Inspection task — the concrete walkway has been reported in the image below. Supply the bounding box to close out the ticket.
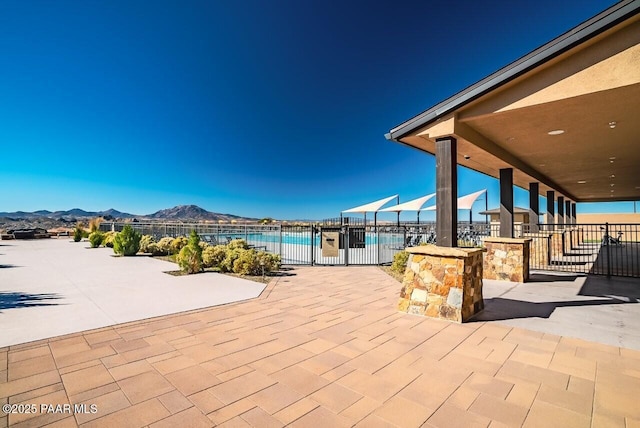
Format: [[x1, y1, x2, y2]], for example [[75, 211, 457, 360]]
[[1, 265, 639, 427], [0, 239, 265, 347]]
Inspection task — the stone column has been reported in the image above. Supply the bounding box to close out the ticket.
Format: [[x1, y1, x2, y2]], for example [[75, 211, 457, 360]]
[[399, 246, 484, 322], [483, 237, 531, 282]]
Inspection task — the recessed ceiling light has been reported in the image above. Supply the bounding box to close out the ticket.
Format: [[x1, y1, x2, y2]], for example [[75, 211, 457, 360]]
[[609, 174, 615, 178], [609, 121, 617, 128], [611, 189, 615, 192], [548, 130, 564, 135], [609, 157, 616, 160], [539, 164, 546, 167], [577, 180, 587, 184], [610, 184, 615, 187]]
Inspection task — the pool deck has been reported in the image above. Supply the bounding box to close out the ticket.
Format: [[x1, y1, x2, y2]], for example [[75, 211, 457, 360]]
[[1, 242, 640, 427]]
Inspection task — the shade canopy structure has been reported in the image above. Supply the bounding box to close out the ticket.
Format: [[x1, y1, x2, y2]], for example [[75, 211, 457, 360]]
[[378, 193, 436, 224], [387, 1, 640, 204], [422, 189, 487, 223], [379, 193, 436, 213], [342, 194, 399, 227], [342, 195, 398, 214], [422, 189, 486, 211]]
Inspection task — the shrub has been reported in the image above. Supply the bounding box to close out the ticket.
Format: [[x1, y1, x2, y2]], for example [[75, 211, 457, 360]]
[[88, 231, 104, 248], [170, 236, 188, 254], [89, 217, 103, 233], [113, 224, 141, 256], [391, 251, 409, 274], [177, 230, 203, 274], [256, 251, 281, 274], [146, 242, 161, 256], [220, 248, 242, 273], [227, 239, 249, 250], [157, 237, 174, 255], [232, 249, 259, 275], [139, 235, 155, 253], [202, 245, 226, 268], [103, 231, 116, 248], [73, 224, 84, 242]]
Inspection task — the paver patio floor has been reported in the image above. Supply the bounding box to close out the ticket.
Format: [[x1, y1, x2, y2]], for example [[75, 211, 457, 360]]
[[2, 266, 640, 427]]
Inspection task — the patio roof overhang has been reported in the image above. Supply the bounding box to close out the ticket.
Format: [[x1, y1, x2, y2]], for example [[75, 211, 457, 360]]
[[386, 0, 640, 203]]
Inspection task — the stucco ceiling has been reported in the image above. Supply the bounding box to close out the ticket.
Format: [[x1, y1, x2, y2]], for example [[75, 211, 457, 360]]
[[395, 12, 640, 203]]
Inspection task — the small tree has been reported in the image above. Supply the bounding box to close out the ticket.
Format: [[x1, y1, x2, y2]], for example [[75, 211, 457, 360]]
[[73, 223, 84, 242], [113, 224, 141, 256], [88, 231, 104, 248], [177, 230, 203, 274]]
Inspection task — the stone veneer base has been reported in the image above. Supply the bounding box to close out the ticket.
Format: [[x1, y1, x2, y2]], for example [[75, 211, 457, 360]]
[[398, 245, 484, 323], [483, 237, 531, 283]]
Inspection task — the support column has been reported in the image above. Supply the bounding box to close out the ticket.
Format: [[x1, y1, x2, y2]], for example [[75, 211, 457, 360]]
[[435, 137, 457, 247], [557, 196, 565, 228], [566, 200, 572, 225], [546, 191, 555, 231], [571, 203, 577, 225], [529, 183, 540, 233], [499, 168, 514, 238]]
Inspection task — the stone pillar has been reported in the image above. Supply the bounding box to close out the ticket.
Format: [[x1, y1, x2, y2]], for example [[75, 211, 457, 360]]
[[482, 237, 531, 282], [500, 168, 514, 238], [546, 191, 555, 231], [550, 231, 564, 260], [523, 232, 551, 268], [398, 246, 484, 323], [435, 137, 458, 247], [529, 183, 540, 233]]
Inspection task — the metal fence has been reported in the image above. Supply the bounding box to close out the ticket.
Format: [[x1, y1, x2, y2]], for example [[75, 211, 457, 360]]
[[100, 221, 639, 277], [522, 223, 640, 277]]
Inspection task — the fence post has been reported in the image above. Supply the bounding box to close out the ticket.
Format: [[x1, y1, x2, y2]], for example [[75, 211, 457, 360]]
[[345, 225, 350, 266], [278, 225, 283, 258], [310, 226, 314, 266], [376, 228, 380, 265], [606, 222, 611, 277]]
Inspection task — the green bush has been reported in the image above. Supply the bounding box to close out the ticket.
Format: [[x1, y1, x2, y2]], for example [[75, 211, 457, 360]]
[[73, 225, 84, 242], [227, 239, 249, 250], [157, 237, 174, 255], [256, 251, 281, 274], [220, 248, 242, 273], [139, 235, 155, 253], [202, 245, 226, 268], [391, 251, 409, 274], [103, 231, 116, 248], [177, 230, 203, 274], [170, 236, 188, 254], [113, 224, 141, 256], [88, 231, 104, 248], [147, 242, 161, 256], [233, 249, 259, 275]]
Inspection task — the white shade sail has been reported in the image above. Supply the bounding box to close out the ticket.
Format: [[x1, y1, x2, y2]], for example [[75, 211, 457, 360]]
[[342, 194, 398, 213], [422, 189, 486, 211], [378, 193, 436, 213]]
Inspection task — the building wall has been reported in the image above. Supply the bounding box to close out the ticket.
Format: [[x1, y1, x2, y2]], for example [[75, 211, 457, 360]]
[[576, 213, 640, 224]]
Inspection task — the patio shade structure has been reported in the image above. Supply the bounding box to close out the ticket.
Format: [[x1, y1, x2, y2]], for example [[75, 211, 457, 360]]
[[342, 194, 399, 226], [386, 1, 640, 245], [422, 189, 487, 223], [378, 193, 436, 225]]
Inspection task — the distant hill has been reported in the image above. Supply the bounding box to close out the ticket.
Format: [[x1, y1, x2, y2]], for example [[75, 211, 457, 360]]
[[145, 205, 249, 222], [0, 205, 256, 222]]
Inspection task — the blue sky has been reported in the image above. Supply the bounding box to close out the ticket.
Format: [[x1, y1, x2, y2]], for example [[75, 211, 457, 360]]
[[1, 0, 632, 220]]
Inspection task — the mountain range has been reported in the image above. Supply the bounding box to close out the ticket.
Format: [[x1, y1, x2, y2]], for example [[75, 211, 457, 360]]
[[0, 205, 256, 222]]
